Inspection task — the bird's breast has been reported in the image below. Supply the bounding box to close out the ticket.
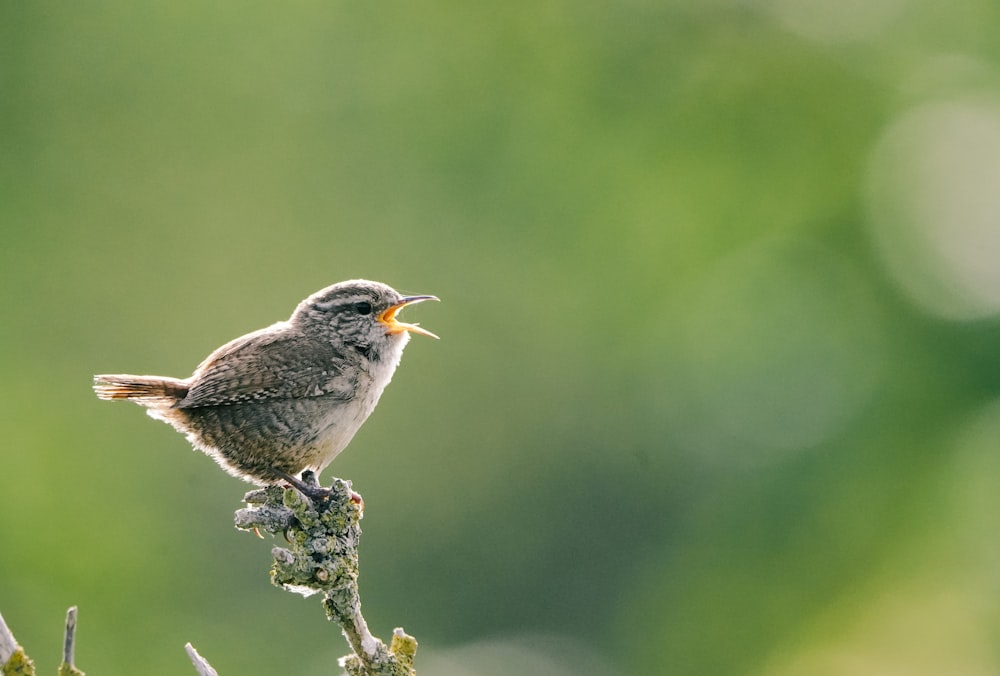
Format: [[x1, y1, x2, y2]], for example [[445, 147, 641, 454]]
[[306, 341, 406, 472]]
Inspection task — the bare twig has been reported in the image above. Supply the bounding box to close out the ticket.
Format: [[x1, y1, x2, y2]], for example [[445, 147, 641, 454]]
[[62, 607, 78, 666], [0, 611, 18, 664], [57, 606, 84, 676], [235, 474, 417, 675], [0, 609, 36, 675], [185, 642, 219, 676]]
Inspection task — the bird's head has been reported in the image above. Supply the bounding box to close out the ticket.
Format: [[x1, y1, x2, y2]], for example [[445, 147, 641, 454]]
[[295, 280, 439, 355]]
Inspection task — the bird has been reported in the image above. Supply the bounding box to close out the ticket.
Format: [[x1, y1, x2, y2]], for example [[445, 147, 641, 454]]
[[94, 280, 438, 487]]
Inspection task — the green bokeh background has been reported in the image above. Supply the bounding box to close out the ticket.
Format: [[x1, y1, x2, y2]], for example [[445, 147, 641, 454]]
[[3, 2, 1000, 674]]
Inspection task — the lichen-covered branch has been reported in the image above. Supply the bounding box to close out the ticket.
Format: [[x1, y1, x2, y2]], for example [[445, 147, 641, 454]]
[[2, 474, 416, 676], [235, 474, 417, 675]]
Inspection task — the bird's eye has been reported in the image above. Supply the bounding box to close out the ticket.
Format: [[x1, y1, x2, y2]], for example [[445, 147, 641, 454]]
[[354, 301, 373, 315]]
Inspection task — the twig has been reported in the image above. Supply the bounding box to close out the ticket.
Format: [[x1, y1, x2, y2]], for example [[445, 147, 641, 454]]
[[0, 609, 36, 675], [185, 643, 219, 676], [235, 474, 417, 675], [57, 606, 84, 676]]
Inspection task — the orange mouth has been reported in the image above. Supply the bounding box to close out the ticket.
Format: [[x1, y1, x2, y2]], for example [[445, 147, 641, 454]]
[[377, 295, 439, 339]]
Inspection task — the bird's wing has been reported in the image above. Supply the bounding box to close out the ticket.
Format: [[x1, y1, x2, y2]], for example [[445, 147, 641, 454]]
[[176, 323, 358, 408]]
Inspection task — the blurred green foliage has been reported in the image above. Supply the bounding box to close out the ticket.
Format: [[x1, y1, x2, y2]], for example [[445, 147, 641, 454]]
[[3, 1, 1000, 674]]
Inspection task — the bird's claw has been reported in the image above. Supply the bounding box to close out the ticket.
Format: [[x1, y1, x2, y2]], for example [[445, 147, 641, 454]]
[[271, 468, 336, 502]]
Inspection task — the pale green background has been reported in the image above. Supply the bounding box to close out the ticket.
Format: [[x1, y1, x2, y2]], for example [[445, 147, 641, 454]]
[[3, 2, 1000, 674]]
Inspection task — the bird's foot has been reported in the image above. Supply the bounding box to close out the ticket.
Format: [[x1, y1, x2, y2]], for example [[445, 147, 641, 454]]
[[271, 468, 334, 502], [270, 468, 364, 516]]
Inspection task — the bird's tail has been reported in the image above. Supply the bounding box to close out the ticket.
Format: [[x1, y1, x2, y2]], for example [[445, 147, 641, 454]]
[[93, 374, 189, 406]]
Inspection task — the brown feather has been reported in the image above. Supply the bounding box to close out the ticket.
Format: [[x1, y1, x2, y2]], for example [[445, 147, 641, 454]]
[[93, 374, 189, 403]]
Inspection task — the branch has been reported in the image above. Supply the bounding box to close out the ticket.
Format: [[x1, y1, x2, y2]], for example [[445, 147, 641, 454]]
[[235, 474, 417, 675], [2, 474, 417, 675]]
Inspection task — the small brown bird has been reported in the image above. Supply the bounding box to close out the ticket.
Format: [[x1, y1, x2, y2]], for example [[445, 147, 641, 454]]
[[94, 280, 437, 485]]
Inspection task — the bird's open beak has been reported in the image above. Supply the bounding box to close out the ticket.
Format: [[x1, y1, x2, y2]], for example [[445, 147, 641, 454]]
[[378, 295, 440, 339]]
